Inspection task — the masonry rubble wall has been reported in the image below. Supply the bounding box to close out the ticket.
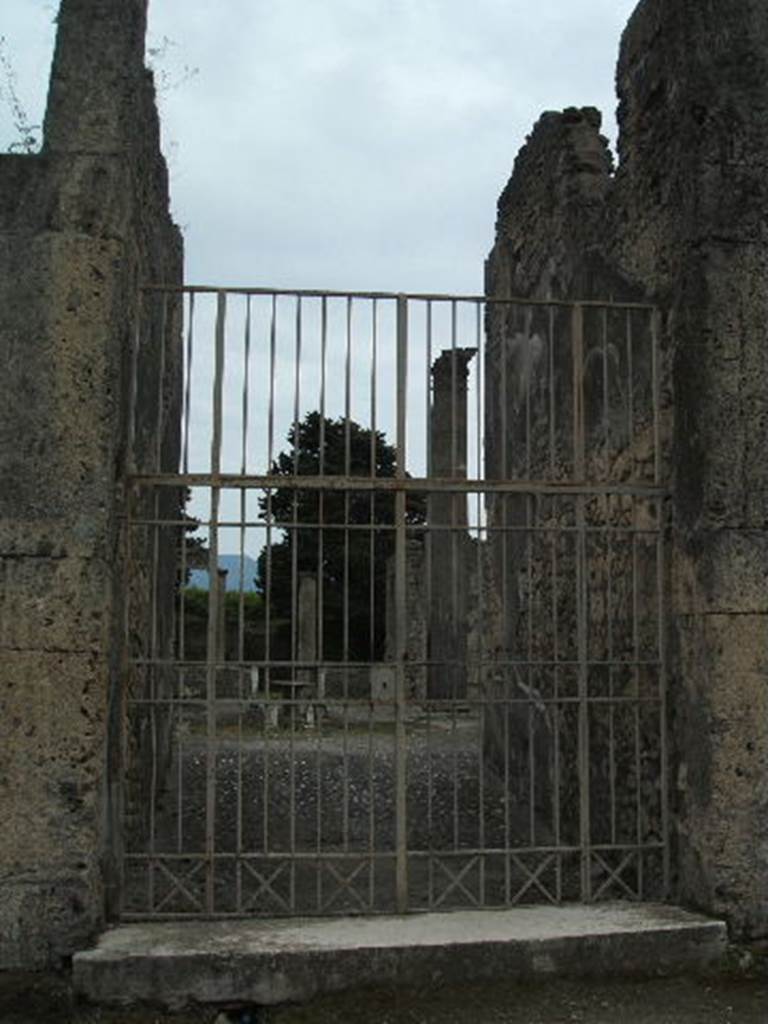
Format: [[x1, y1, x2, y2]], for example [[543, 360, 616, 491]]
[[486, 0, 768, 936], [0, 0, 182, 967]]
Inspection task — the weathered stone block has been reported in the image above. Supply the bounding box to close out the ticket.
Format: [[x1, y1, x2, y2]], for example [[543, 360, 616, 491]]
[[0, 650, 106, 866], [0, 869, 102, 969], [675, 613, 768, 937], [0, 554, 112, 653], [672, 532, 768, 617], [0, 649, 107, 964]]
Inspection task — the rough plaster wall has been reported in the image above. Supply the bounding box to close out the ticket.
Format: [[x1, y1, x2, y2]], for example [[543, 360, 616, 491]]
[[486, 0, 768, 935], [0, 0, 182, 967]]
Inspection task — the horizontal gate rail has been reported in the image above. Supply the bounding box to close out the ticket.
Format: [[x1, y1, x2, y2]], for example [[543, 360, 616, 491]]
[[141, 282, 657, 311], [127, 473, 665, 497]]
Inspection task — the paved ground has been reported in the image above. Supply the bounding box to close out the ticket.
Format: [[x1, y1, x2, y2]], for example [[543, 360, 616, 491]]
[[1, 968, 767, 1024]]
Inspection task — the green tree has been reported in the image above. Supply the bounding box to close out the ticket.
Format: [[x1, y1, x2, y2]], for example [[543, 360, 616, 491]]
[[257, 412, 424, 662], [177, 588, 266, 661]]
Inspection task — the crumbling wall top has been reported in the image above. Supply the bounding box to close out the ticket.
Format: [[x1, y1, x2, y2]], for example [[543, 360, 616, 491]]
[[486, 106, 614, 301], [44, 0, 152, 154]]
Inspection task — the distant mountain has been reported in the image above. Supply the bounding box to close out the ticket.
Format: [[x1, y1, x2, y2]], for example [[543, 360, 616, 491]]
[[188, 554, 260, 592]]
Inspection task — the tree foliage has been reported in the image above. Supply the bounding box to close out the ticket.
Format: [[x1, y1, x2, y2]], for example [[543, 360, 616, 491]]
[[178, 589, 266, 661], [257, 412, 424, 661]]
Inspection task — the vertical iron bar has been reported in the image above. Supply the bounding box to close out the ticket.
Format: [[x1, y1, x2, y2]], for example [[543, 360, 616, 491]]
[[651, 308, 669, 894], [368, 699, 375, 909], [552, 524, 562, 900], [651, 309, 662, 487], [316, 701, 323, 910], [369, 299, 377, 661], [525, 307, 535, 847], [177, 511, 187, 860], [426, 302, 435, 905], [342, 299, 353, 874], [182, 292, 195, 476], [122, 482, 135, 917], [572, 303, 591, 901], [657, 509, 670, 897], [503, 656, 511, 904], [548, 305, 562, 899], [343, 298, 352, 680], [236, 295, 252, 912], [602, 308, 617, 848], [288, 655, 296, 912], [475, 301, 485, 906], [548, 305, 556, 474], [395, 295, 409, 913], [601, 307, 610, 478], [527, 494, 535, 846], [290, 298, 302, 675], [177, 292, 195, 867], [499, 302, 510, 903], [318, 298, 327, 675], [317, 297, 327, 906], [205, 290, 226, 913], [289, 295, 301, 912], [450, 302, 460, 865], [626, 311, 634, 460], [425, 300, 433, 718], [126, 291, 142, 476], [632, 525, 643, 896], [426, 301, 433, 472], [176, 290, 195, 872], [267, 295, 277, 469], [263, 295, 277, 860]]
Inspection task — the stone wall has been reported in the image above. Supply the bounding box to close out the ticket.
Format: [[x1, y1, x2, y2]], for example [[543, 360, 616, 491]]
[[486, 0, 768, 936], [0, 0, 182, 967]]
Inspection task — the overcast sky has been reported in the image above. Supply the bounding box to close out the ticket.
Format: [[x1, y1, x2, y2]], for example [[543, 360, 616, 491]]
[[3, 0, 639, 294], [2, 1, 642, 548]]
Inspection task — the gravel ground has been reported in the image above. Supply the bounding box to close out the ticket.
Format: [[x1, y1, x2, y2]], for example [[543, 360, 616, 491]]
[[124, 709, 660, 916], [126, 713, 545, 915], [2, 968, 767, 1024]]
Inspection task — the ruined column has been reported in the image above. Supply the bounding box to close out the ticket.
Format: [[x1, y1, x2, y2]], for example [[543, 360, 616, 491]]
[[0, 0, 182, 967], [427, 348, 476, 701], [297, 572, 318, 674]]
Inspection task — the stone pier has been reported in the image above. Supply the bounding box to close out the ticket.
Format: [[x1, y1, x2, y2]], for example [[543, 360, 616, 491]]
[[0, 0, 182, 967]]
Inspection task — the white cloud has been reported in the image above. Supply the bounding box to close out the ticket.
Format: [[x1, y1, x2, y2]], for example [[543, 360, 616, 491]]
[[2, 0, 639, 292]]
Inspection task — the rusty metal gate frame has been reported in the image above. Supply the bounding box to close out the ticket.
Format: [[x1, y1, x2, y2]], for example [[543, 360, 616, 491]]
[[118, 285, 669, 919]]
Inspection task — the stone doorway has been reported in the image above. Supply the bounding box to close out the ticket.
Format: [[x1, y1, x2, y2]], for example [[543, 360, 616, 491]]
[[118, 285, 668, 918]]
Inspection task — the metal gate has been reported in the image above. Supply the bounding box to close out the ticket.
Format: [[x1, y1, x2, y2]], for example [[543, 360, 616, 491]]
[[119, 286, 669, 918]]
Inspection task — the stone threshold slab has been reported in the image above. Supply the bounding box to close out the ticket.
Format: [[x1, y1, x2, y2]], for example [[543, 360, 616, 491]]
[[73, 903, 728, 1010]]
